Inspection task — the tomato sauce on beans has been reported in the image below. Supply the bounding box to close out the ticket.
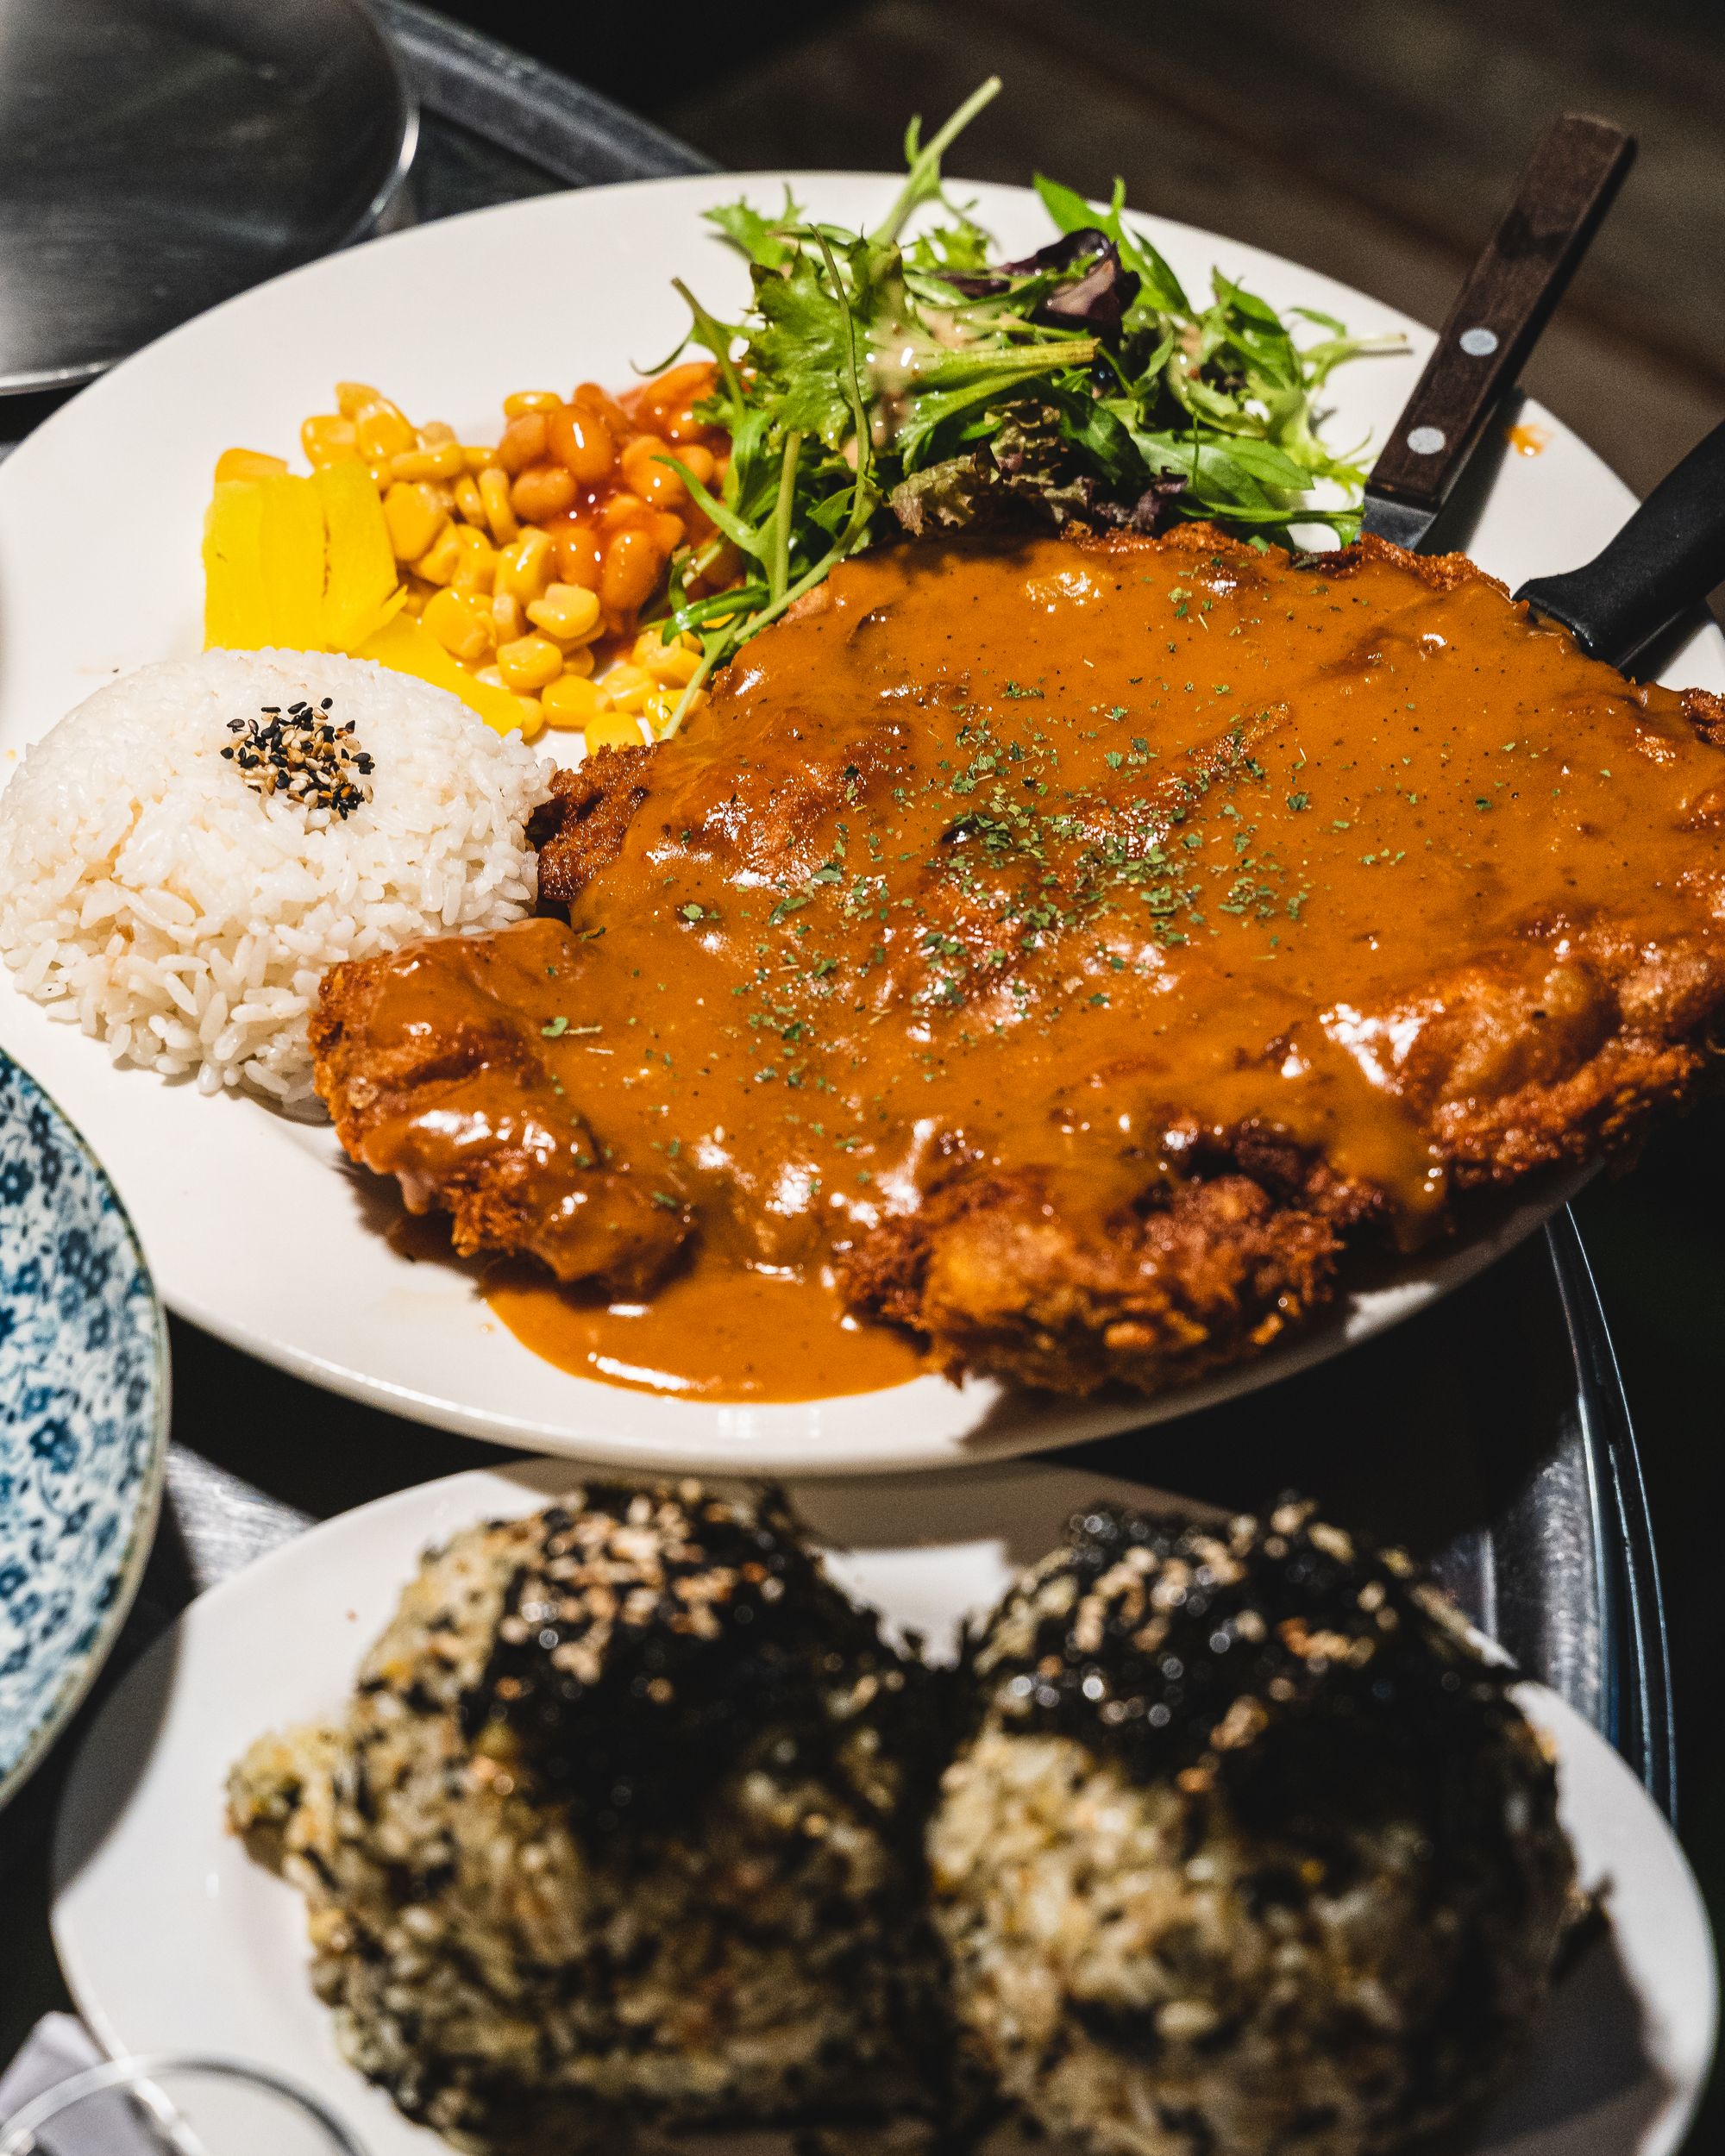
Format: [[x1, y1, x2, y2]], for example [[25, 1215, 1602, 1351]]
[[293, 366, 731, 747]]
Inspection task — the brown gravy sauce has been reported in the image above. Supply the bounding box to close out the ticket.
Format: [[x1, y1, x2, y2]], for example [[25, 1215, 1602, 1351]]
[[488, 1263, 928, 1401], [348, 529, 1725, 1401]]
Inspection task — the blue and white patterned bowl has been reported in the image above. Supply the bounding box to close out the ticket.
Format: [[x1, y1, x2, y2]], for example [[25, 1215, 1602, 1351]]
[[0, 1052, 168, 1811]]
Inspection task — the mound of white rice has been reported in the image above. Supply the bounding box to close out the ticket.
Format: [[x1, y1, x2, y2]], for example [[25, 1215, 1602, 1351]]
[[0, 649, 550, 1104]]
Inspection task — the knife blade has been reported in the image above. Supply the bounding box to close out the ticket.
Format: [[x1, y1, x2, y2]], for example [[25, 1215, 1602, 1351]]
[[1362, 113, 1634, 550]]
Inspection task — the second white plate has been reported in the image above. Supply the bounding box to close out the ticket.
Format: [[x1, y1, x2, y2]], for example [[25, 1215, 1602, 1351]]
[[51, 1460, 1716, 2156]]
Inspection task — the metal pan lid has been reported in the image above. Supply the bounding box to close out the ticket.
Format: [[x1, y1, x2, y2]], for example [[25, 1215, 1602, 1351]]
[[0, 0, 415, 395]]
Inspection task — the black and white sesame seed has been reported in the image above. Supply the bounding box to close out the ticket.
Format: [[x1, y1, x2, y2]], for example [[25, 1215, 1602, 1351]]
[[222, 699, 373, 819]]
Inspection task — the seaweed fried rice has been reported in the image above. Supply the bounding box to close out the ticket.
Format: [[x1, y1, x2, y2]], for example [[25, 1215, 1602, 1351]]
[[229, 1482, 946, 2153], [927, 1499, 1580, 2156]]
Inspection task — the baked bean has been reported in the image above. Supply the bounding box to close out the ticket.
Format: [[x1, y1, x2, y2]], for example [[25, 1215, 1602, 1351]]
[[547, 402, 617, 484], [549, 519, 603, 591], [621, 435, 687, 510], [572, 381, 632, 436], [600, 527, 664, 616], [599, 490, 651, 533], [497, 412, 548, 474], [510, 462, 579, 523]]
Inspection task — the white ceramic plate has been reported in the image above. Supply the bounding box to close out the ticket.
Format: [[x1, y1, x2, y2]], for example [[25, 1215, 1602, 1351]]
[[53, 1459, 1716, 2156], [0, 175, 1718, 1473]]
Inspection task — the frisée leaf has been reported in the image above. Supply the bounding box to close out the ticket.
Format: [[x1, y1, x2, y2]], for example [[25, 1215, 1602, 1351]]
[[648, 78, 1405, 732]]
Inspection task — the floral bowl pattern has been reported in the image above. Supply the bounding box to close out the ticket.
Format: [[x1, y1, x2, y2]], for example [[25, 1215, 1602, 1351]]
[[0, 1051, 167, 1810]]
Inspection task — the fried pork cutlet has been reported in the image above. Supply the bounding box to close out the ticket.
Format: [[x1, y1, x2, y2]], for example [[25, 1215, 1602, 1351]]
[[313, 525, 1725, 1395], [312, 924, 687, 1295]]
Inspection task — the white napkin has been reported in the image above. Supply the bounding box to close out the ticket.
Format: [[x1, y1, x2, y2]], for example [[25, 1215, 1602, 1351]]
[[0, 2018, 163, 2154]]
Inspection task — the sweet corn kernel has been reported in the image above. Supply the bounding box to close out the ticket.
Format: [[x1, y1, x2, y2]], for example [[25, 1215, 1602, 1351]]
[[642, 690, 682, 734], [515, 694, 547, 742], [422, 586, 495, 663], [599, 663, 656, 712], [390, 441, 465, 482], [559, 642, 596, 679], [496, 633, 563, 693], [479, 467, 518, 545], [415, 522, 463, 586], [214, 447, 288, 482], [525, 582, 602, 645], [300, 415, 360, 467], [463, 444, 499, 473], [495, 528, 555, 605], [503, 390, 562, 417], [633, 630, 702, 685], [585, 710, 645, 753], [646, 626, 701, 655], [657, 647, 702, 685], [382, 481, 448, 563], [336, 380, 383, 418], [492, 592, 525, 641], [450, 525, 497, 594], [452, 473, 486, 525], [366, 457, 395, 490], [541, 674, 607, 729], [418, 419, 457, 445], [355, 398, 416, 461]]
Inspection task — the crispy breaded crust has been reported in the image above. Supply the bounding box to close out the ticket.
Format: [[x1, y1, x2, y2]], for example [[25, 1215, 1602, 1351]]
[[311, 923, 689, 1295], [844, 1169, 1341, 1395], [535, 746, 659, 908]]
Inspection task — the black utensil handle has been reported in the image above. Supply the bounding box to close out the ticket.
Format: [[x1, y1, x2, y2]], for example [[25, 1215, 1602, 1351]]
[[1517, 417, 1725, 667], [1368, 114, 1634, 515]]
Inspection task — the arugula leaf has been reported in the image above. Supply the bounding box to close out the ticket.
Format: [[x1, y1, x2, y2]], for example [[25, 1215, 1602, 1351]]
[[650, 81, 1405, 733], [1049, 381, 1145, 490], [874, 78, 1003, 246]]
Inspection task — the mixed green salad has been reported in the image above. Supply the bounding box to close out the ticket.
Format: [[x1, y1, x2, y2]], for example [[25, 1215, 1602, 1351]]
[[655, 78, 1400, 723]]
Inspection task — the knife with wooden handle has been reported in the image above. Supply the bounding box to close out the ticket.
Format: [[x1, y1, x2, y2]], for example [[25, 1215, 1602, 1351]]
[[1362, 113, 1634, 551]]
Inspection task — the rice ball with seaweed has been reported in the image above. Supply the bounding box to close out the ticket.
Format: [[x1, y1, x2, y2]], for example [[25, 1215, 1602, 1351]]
[[928, 1497, 1579, 2156], [229, 1482, 945, 2153]]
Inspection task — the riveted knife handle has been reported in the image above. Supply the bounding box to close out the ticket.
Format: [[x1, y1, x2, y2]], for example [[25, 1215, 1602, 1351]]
[[1517, 417, 1725, 667], [1367, 114, 1634, 517]]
